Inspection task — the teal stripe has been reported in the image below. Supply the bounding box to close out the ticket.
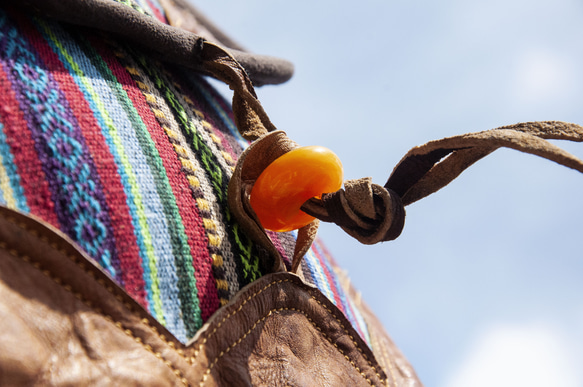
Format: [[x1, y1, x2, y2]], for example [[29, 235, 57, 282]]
[[0, 120, 29, 212], [36, 19, 160, 309], [189, 75, 249, 149], [132, 55, 263, 284], [347, 295, 371, 345], [79, 36, 204, 334], [52, 29, 178, 326]]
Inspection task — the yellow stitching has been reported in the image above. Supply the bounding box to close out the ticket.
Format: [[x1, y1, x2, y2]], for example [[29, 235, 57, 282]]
[[2, 245, 188, 386], [2, 216, 185, 356], [310, 295, 386, 385], [117, 53, 232, 305], [2, 215, 385, 385], [385, 348, 397, 387], [191, 279, 290, 358], [374, 330, 397, 387], [199, 307, 378, 387]]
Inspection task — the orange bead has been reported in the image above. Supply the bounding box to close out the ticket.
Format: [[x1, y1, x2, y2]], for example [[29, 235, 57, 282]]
[[250, 146, 343, 232]]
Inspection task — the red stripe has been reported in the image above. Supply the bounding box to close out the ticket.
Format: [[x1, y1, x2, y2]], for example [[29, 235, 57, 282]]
[[314, 239, 366, 338], [0, 63, 60, 227], [17, 17, 148, 306], [266, 230, 292, 270], [172, 73, 241, 160], [145, 0, 168, 24], [199, 79, 243, 157], [311, 240, 345, 312], [94, 39, 219, 320]]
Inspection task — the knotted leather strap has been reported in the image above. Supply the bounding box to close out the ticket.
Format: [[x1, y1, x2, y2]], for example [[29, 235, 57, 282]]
[[301, 121, 583, 244], [19, 0, 581, 273], [230, 122, 583, 273]]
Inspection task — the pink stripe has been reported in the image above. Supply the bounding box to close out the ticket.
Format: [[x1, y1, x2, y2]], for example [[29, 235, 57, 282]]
[[145, 0, 168, 23], [266, 230, 292, 270], [94, 39, 220, 320], [314, 239, 367, 339], [18, 16, 148, 306], [310, 240, 345, 311], [0, 63, 60, 227]]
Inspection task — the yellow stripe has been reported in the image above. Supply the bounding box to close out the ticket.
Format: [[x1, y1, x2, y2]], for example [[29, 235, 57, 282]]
[[209, 133, 221, 144], [180, 158, 197, 171], [163, 126, 178, 140], [196, 198, 210, 211], [207, 234, 221, 247], [211, 254, 223, 266], [221, 152, 234, 164], [144, 93, 157, 103], [187, 175, 200, 188], [0, 156, 16, 209], [216, 279, 229, 290], [136, 81, 149, 91], [172, 143, 188, 157], [126, 67, 140, 76], [203, 218, 217, 231], [152, 108, 166, 119], [192, 109, 204, 119]]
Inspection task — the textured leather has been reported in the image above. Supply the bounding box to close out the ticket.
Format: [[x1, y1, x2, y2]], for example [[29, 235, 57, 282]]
[[0, 205, 421, 386], [10, 0, 294, 86]]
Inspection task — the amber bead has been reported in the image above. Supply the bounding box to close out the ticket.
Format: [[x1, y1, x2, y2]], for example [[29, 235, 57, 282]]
[[250, 146, 343, 232]]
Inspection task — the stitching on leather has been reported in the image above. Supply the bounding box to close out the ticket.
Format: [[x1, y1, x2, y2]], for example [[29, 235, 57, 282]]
[[2, 213, 387, 386], [370, 322, 397, 387], [381, 335, 397, 387], [190, 278, 293, 362], [310, 296, 386, 386], [1, 215, 187, 353], [330, 264, 389, 385], [199, 307, 379, 387], [0, 220, 190, 387], [190, 276, 386, 386]]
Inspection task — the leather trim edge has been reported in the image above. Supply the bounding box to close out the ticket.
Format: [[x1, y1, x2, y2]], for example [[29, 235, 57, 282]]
[[0, 206, 389, 386]]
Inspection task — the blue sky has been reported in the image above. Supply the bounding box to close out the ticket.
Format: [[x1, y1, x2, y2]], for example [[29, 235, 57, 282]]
[[196, 1, 583, 385]]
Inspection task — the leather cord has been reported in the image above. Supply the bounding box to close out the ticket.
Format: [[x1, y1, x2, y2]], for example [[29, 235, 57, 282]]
[[15, 0, 581, 270], [228, 121, 583, 273], [301, 121, 583, 245], [10, 0, 294, 86]]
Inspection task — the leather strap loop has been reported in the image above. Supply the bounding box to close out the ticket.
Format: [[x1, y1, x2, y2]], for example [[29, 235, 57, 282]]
[[229, 122, 583, 271], [301, 178, 406, 244], [302, 121, 583, 245], [386, 121, 583, 206]]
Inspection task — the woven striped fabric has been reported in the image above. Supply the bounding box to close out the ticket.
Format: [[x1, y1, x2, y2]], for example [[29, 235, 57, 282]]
[[0, 2, 370, 345]]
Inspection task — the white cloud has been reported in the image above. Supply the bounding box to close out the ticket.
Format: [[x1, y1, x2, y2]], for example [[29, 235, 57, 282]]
[[443, 323, 579, 387]]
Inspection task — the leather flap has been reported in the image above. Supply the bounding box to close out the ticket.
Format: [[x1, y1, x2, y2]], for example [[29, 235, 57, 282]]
[[0, 206, 391, 386]]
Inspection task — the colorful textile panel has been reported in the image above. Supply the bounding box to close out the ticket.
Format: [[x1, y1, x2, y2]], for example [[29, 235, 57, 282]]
[[0, 3, 370, 345]]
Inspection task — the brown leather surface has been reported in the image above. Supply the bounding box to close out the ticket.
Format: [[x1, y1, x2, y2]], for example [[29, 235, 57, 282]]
[[0, 207, 188, 386], [189, 275, 386, 386], [10, 0, 294, 86], [0, 205, 401, 386]]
